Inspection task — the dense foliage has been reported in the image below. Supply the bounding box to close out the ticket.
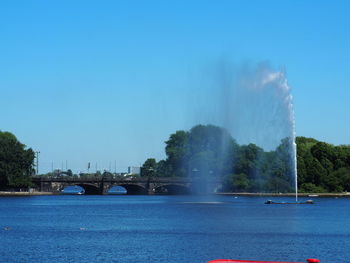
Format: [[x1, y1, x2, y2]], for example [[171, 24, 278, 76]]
[[141, 125, 350, 193], [0, 131, 35, 189], [296, 137, 350, 193]]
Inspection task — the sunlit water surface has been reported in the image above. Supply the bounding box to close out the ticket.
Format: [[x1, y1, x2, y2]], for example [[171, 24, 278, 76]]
[[1, 195, 350, 263]]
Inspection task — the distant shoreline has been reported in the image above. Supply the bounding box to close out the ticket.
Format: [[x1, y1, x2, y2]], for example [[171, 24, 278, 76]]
[[1, 191, 350, 197], [0, 191, 57, 196], [217, 192, 350, 198]]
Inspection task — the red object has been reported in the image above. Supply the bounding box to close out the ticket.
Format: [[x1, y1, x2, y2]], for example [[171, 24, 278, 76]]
[[207, 260, 319, 263]]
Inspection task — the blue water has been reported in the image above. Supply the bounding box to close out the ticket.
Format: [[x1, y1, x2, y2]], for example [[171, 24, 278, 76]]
[[0, 195, 350, 263]]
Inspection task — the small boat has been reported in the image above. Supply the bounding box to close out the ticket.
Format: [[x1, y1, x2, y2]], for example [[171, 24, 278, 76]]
[[61, 186, 85, 195], [265, 200, 314, 204], [207, 259, 320, 263], [308, 194, 319, 197]]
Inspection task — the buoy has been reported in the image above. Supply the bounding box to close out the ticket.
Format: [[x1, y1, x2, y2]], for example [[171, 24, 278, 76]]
[[307, 259, 320, 263]]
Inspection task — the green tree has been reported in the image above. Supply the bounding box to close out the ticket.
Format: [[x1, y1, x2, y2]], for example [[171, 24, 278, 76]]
[[221, 174, 234, 192], [155, 160, 171, 177], [163, 125, 237, 178], [311, 142, 336, 163], [234, 144, 262, 176], [141, 158, 157, 177], [144, 127, 350, 193], [165, 130, 189, 177], [66, 169, 73, 177], [0, 131, 35, 189], [232, 173, 249, 192], [187, 125, 237, 179], [329, 167, 350, 192], [297, 137, 350, 192], [299, 183, 326, 193]]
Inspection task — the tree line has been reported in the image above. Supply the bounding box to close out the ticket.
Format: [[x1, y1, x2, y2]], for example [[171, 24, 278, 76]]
[[141, 125, 350, 193], [296, 136, 350, 192], [0, 131, 35, 190], [1, 126, 350, 193]]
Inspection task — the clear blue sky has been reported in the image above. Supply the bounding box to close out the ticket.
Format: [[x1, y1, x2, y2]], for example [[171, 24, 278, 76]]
[[1, 0, 350, 173]]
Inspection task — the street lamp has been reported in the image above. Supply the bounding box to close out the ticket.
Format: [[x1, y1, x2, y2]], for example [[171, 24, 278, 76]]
[[35, 151, 40, 175], [148, 167, 155, 176], [147, 167, 155, 194]]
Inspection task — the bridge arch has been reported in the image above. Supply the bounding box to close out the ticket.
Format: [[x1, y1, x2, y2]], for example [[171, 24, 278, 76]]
[[113, 184, 148, 195], [76, 184, 101, 195], [108, 185, 127, 195], [154, 184, 190, 195]]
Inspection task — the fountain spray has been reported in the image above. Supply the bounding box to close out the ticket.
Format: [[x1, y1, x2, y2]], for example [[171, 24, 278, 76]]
[[191, 61, 298, 197], [261, 70, 298, 201]]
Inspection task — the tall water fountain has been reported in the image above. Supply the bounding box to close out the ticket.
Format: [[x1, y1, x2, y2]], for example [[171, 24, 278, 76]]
[[191, 62, 298, 198], [261, 70, 298, 202]]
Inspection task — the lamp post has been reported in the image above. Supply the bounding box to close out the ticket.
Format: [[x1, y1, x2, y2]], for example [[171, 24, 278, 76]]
[[148, 167, 154, 175], [35, 151, 40, 175], [147, 167, 155, 194]]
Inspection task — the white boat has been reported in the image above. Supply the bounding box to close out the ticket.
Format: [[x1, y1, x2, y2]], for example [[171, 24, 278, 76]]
[[61, 186, 85, 195]]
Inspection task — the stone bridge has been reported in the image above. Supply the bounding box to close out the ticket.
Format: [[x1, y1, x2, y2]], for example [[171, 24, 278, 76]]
[[31, 176, 221, 195]]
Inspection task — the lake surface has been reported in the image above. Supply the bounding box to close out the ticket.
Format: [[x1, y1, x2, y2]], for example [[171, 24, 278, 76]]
[[1, 195, 350, 263]]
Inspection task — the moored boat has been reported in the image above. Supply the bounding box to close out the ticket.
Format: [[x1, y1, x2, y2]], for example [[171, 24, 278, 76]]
[[265, 200, 314, 204], [61, 186, 85, 195]]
